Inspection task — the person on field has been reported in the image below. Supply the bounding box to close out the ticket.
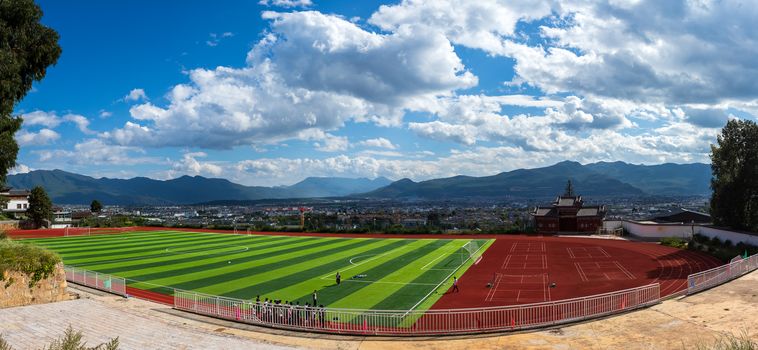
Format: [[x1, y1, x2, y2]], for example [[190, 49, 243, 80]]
[[312, 290, 318, 305], [452, 276, 460, 293], [336, 271, 341, 285]]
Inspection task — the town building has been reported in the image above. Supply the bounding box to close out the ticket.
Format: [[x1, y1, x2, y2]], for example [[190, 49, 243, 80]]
[[1, 188, 31, 218]]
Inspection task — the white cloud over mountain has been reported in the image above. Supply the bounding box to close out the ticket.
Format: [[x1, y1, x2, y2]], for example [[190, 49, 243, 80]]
[[23, 0, 758, 185]]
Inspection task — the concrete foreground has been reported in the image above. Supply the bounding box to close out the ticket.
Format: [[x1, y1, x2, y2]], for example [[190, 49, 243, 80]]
[[1, 271, 756, 350]]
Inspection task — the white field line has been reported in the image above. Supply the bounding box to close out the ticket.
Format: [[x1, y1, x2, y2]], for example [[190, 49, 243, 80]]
[[319, 244, 417, 280], [340, 279, 439, 286], [419, 248, 460, 270], [164, 246, 249, 254], [71, 243, 256, 266], [403, 240, 489, 317]]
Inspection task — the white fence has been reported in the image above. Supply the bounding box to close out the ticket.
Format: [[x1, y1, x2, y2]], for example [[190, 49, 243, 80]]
[[174, 284, 660, 335], [64, 266, 127, 297], [687, 254, 758, 294], [62, 251, 758, 336], [603, 220, 758, 246]]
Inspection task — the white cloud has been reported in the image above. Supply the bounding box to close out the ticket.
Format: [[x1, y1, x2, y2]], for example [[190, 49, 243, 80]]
[[106, 10, 476, 149], [357, 137, 397, 149], [63, 114, 94, 134], [258, 0, 312, 8], [409, 121, 478, 145], [124, 88, 148, 102], [375, 0, 758, 109], [15, 129, 60, 146], [21, 111, 61, 128], [8, 164, 33, 175], [206, 32, 235, 47], [369, 0, 552, 55], [169, 152, 224, 177], [99, 110, 113, 118], [34, 139, 157, 166]]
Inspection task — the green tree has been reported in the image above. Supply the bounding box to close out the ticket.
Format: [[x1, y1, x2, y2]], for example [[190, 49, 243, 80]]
[[710, 119, 758, 231], [90, 199, 102, 213], [0, 0, 62, 187], [27, 186, 52, 228]]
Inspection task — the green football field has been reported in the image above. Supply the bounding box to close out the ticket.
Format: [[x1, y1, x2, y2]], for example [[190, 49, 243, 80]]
[[23, 230, 492, 311]]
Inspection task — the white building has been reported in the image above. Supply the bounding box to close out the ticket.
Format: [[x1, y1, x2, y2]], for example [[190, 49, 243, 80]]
[[1, 188, 31, 217], [52, 209, 73, 229]]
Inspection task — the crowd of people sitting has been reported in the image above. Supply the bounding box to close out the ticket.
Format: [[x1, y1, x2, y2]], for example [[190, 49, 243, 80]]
[[252, 294, 327, 327]]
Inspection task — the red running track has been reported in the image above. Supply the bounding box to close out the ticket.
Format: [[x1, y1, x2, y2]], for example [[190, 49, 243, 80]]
[[431, 236, 721, 309]]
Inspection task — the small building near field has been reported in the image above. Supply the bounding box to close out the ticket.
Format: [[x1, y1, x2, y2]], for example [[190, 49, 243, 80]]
[[645, 208, 712, 225], [1, 188, 31, 218], [531, 181, 606, 233]]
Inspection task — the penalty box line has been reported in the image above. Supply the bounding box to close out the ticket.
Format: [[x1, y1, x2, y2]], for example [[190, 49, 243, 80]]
[[319, 244, 418, 280]]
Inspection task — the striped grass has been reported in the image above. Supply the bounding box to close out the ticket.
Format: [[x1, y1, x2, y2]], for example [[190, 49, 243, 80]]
[[22, 231, 492, 311]]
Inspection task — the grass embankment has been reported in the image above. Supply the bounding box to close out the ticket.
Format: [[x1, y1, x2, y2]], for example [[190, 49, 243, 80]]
[[0, 232, 61, 288]]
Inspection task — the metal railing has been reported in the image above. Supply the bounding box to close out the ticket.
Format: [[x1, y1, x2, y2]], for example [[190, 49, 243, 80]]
[[61, 253, 758, 336], [687, 253, 758, 294], [174, 284, 660, 335], [64, 265, 127, 297]]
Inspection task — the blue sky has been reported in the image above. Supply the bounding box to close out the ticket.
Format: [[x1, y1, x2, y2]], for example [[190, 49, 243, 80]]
[[13, 0, 758, 186]]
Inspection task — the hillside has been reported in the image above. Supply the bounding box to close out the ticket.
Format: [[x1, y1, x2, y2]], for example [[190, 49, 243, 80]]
[[5, 161, 710, 204], [6, 171, 391, 205], [358, 161, 710, 200]]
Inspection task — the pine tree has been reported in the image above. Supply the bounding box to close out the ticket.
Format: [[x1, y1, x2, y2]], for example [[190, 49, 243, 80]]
[[710, 119, 758, 231], [28, 186, 52, 228], [0, 0, 62, 187]]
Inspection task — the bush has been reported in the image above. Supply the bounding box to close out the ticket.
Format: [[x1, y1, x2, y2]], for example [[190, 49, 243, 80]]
[[0, 325, 119, 350], [660, 237, 688, 249], [695, 330, 757, 350], [0, 240, 61, 287]]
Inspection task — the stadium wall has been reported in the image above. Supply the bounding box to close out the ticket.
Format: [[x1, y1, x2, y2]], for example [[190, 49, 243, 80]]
[[603, 220, 758, 245]]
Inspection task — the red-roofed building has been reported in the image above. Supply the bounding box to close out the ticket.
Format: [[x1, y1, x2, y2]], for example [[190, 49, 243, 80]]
[[531, 181, 606, 233]]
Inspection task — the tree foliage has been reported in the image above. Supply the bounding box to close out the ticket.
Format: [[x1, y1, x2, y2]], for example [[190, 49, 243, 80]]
[[90, 199, 102, 213], [27, 186, 52, 228], [0, 0, 62, 186], [710, 119, 758, 232]]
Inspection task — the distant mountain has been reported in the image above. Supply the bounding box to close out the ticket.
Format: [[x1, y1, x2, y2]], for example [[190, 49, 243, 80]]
[[584, 161, 712, 196], [5, 170, 391, 205], [357, 161, 711, 200], [285, 176, 392, 197], [6, 161, 711, 204]]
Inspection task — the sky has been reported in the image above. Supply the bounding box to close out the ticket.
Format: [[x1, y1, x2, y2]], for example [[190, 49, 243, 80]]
[[12, 0, 758, 186]]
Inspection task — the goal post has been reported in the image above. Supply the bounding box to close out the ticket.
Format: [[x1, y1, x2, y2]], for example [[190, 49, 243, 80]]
[[457, 240, 481, 264]]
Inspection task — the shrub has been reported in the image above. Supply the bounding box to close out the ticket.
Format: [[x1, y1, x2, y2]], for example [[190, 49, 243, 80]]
[[660, 237, 688, 249], [0, 240, 61, 288], [0, 325, 119, 350], [694, 330, 757, 350]]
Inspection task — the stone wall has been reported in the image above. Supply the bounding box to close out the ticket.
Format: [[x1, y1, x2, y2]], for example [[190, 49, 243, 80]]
[[0, 220, 19, 231], [0, 263, 69, 308]]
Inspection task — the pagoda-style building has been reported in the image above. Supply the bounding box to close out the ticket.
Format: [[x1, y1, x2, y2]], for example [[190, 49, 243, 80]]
[[531, 180, 606, 233]]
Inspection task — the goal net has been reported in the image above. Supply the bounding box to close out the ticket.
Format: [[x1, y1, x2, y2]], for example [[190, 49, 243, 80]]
[[64, 227, 90, 237], [450, 240, 481, 266], [64, 227, 129, 237]]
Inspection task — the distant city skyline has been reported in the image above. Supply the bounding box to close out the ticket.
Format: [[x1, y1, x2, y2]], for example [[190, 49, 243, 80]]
[[13, 0, 757, 186]]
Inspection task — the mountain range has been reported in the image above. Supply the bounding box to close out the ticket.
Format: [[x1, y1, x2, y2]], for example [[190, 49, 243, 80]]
[[5, 161, 711, 205], [5, 171, 391, 205], [361, 161, 711, 200]]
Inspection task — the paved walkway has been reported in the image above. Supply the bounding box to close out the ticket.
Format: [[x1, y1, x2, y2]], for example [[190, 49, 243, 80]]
[[1, 271, 756, 350]]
